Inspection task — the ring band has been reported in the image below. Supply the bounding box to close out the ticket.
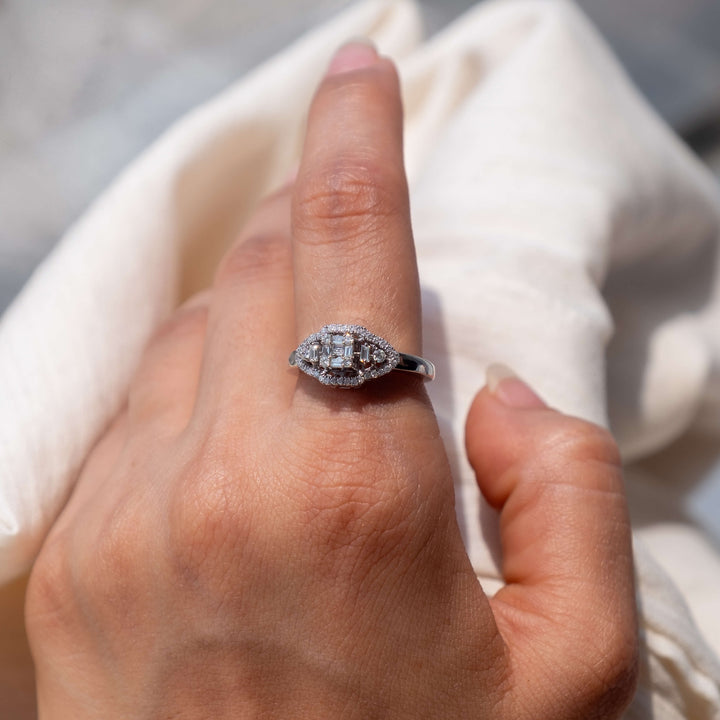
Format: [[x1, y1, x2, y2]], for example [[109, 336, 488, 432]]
[[289, 324, 435, 388]]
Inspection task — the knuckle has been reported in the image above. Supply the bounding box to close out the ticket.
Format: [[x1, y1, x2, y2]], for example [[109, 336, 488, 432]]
[[286, 428, 421, 566], [304, 480, 415, 574], [132, 306, 207, 401], [149, 304, 208, 347], [77, 505, 150, 622], [573, 627, 640, 716], [294, 160, 405, 245], [540, 417, 622, 473], [215, 232, 290, 287], [168, 451, 249, 588], [604, 634, 640, 709], [27, 501, 158, 642], [26, 532, 77, 641]]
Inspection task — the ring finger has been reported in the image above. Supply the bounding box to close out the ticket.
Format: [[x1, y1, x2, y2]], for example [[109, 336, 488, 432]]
[[291, 42, 421, 376]]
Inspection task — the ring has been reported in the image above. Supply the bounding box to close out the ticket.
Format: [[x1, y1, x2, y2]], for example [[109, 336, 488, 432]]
[[289, 324, 435, 388]]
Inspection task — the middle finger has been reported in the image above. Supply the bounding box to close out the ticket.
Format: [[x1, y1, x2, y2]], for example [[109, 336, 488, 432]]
[[194, 185, 296, 421], [292, 43, 421, 363]]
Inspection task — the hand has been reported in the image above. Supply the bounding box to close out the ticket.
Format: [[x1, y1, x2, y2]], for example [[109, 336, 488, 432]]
[[26, 42, 638, 719]]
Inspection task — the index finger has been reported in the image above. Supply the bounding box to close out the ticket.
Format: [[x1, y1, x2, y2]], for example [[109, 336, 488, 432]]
[[291, 42, 421, 361]]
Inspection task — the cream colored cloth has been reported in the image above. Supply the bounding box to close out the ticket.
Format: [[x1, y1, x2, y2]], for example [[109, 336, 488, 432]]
[[1, 0, 719, 716]]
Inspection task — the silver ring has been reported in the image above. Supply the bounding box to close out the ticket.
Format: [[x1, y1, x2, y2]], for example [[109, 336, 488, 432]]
[[289, 324, 435, 388]]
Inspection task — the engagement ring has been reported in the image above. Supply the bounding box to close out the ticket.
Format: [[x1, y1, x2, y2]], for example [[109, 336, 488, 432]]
[[289, 324, 435, 388]]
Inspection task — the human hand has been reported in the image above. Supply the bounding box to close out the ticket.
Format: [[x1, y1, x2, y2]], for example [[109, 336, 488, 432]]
[[26, 42, 638, 719]]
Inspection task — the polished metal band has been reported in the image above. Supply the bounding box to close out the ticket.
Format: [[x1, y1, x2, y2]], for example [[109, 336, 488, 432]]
[[395, 352, 435, 379]]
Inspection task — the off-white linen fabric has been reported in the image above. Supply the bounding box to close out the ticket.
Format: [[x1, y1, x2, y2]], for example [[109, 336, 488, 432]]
[[1, 0, 719, 716]]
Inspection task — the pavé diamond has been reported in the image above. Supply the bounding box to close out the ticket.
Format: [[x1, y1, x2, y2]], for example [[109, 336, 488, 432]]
[[293, 324, 401, 388]]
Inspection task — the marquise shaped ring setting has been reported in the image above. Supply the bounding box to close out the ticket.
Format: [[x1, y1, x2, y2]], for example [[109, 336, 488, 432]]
[[289, 324, 435, 388]]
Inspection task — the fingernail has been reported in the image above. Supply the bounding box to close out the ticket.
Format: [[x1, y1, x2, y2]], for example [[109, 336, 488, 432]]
[[486, 363, 547, 409], [326, 40, 378, 77]]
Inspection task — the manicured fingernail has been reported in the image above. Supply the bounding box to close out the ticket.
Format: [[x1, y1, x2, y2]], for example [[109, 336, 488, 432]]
[[486, 363, 547, 409], [326, 40, 378, 76]]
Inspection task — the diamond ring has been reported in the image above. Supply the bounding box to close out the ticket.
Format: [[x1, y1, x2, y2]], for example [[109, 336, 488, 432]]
[[289, 324, 435, 388]]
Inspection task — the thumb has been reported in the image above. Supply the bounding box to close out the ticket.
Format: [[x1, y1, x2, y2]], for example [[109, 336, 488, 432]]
[[466, 364, 638, 718]]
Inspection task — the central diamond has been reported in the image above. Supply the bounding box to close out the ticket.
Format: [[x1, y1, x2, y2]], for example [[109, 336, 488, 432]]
[[327, 334, 355, 370]]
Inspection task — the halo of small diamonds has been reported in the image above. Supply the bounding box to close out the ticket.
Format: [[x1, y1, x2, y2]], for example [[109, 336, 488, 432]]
[[292, 324, 400, 388]]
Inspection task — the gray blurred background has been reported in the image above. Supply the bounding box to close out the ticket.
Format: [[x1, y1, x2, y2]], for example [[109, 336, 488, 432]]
[[2, 0, 720, 313]]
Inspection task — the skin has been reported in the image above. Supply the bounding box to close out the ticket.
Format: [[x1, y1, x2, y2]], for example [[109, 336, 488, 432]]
[[24, 43, 638, 719]]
